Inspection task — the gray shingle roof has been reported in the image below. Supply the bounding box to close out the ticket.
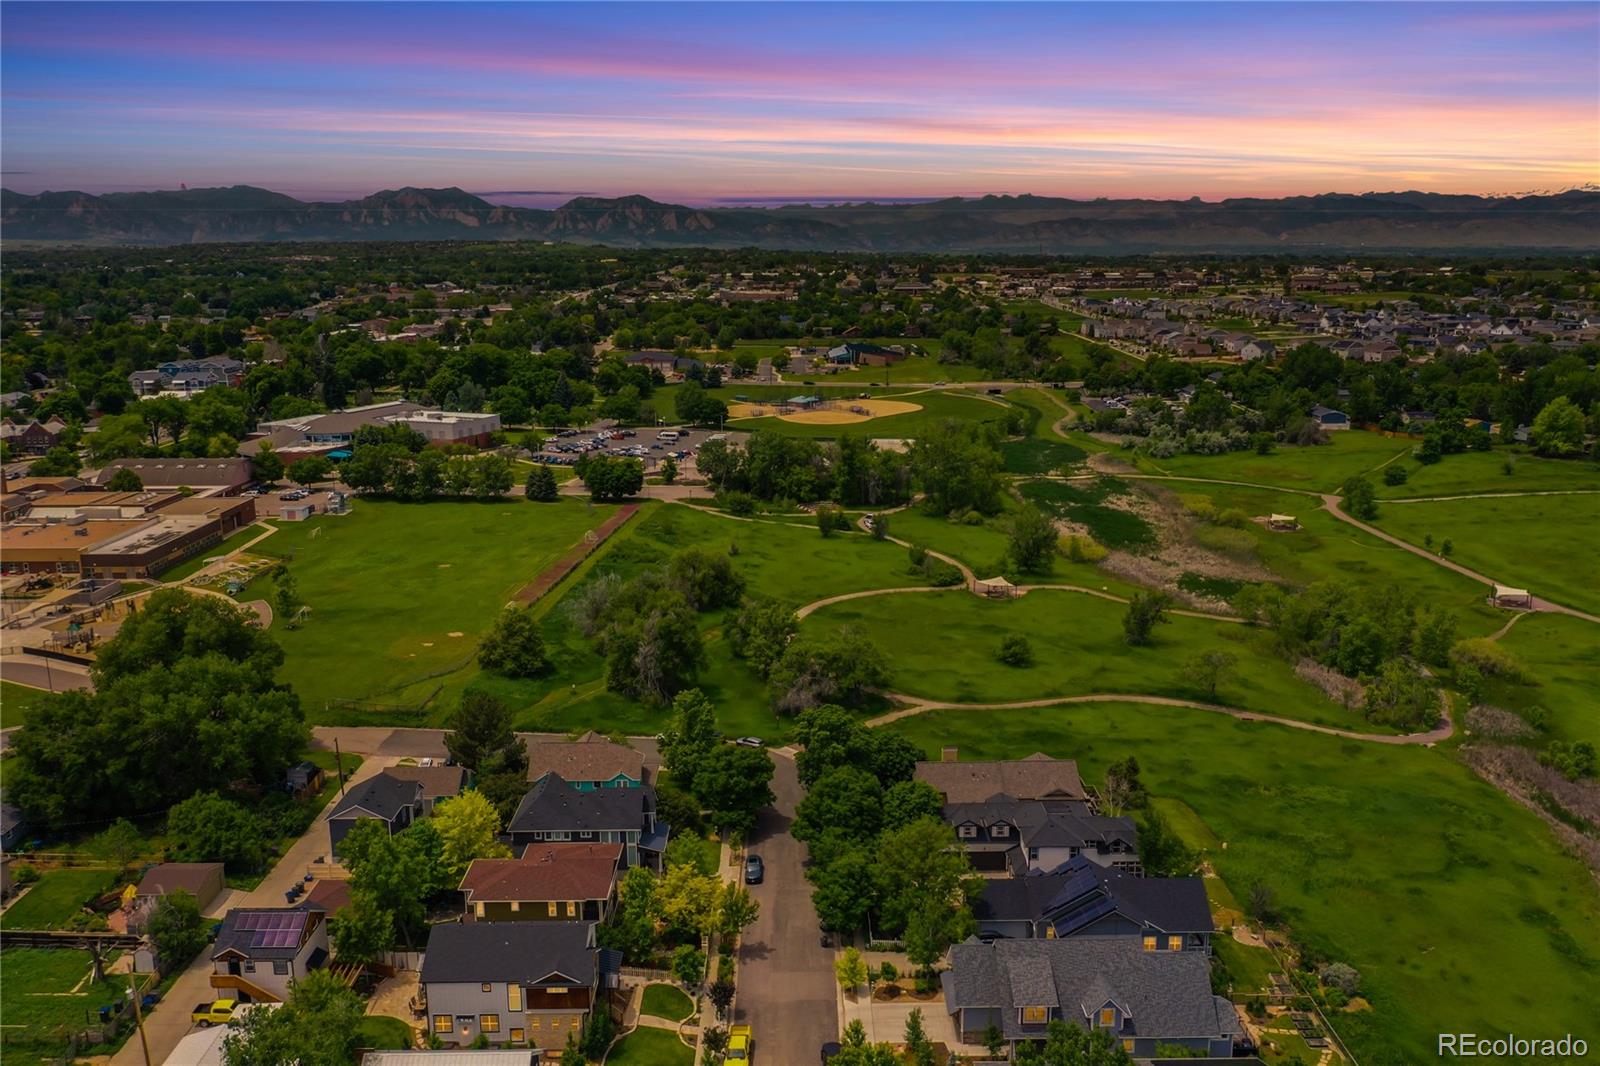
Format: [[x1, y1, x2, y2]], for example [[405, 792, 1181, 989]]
[[508, 773, 654, 835], [916, 753, 1086, 804], [946, 938, 1240, 1043], [421, 921, 596, 987], [329, 772, 422, 823]]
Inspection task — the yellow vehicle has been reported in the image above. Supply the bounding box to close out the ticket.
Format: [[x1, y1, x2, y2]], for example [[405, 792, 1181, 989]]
[[190, 999, 238, 1027], [727, 1024, 753, 1061]]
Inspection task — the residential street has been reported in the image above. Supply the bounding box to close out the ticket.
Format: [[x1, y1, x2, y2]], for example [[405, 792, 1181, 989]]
[[734, 753, 837, 1066], [109, 754, 398, 1066]]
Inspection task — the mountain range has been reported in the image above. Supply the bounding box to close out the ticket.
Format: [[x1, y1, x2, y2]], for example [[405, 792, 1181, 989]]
[[3, 185, 1596, 252]]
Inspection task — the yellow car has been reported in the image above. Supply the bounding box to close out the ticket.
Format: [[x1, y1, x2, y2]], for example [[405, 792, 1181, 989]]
[[190, 999, 237, 1027], [728, 1024, 753, 1061]]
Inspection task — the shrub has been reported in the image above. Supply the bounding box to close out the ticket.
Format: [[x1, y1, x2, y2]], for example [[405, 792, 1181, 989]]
[[1539, 740, 1598, 781], [1060, 533, 1108, 562], [1193, 524, 1257, 558], [1383, 464, 1409, 486], [719, 491, 756, 516], [922, 559, 964, 587], [1319, 961, 1362, 995], [12, 862, 40, 885], [907, 544, 928, 568], [996, 635, 1034, 667], [1449, 638, 1527, 682]]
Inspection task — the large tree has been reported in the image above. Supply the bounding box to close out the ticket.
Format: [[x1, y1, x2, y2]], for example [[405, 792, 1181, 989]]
[[1007, 503, 1058, 573], [692, 744, 775, 838], [9, 589, 307, 824], [1528, 395, 1585, 457], [147, 889, 208, 970], [477, 607, 548, 678], [873, 817, 983, 945], [433, 789, 512, 883], [222, 970, 365, 1066], [658, 688, 718, 785]]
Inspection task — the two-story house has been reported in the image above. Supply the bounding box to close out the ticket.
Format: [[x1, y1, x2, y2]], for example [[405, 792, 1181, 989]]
[[420, 921, 617, 1048], [525, 731, 647, 790], [384, 764, 468, 817], [209, 908, 329, 1003], [327, 772, 424, 859], [942, 937, 1241, 1057], [459, 843, 622, 923], [975, 856, 1212, 948], [505, 774, 667, 870]]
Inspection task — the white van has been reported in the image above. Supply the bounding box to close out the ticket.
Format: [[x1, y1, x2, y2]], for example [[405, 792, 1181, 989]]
[[657, 430, 681, 442]]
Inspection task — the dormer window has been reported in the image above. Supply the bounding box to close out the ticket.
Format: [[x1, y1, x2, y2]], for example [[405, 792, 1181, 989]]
[[992, 824, 1010, 838], [1099, 1007, 1115, 1027], [1021, 1006, 1048, 1024], [958, 824, 978, 839]]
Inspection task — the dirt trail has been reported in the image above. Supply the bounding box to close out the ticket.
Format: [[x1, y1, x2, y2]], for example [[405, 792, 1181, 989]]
[[514, 503, 640, 603]]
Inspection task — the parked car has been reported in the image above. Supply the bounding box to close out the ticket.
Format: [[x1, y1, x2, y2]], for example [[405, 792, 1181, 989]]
[[191, 999, 237, 1027], [744, 855, 764, 884], [735, 736, 764, 747], [821, 1042, 842, 1063]]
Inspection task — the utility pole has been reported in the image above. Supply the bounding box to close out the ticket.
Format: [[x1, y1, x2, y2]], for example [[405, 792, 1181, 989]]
[[127, 979, 153, 1066], [334, 738, 347, 796]]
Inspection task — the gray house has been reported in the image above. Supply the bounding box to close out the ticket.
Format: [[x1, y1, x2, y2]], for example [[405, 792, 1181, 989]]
[[506, 773, 667, 870], [975, 857, 1212, 949], [945, 798, 1139, 875], [420, 920, 617, 1048], [942, 937, 1241, 1057], [327, 772, 424, 859]]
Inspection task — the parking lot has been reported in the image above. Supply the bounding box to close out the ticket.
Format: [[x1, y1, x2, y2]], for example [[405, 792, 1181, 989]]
[[528, 422, 746, 476], [246, 485, 345, 519]]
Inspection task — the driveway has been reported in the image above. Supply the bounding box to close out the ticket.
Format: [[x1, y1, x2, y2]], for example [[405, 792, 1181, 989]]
[[734, 753, 836, 1065], [111, 755, 399, 1066]]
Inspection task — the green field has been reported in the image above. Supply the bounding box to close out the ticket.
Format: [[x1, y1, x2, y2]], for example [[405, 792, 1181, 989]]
[[356, 1015, 416, 1049], [603, 1026, 694, 1065], [1488, 613, 1600, 746], [1134, 431, 1412, 493], [238, 499, 617, 715], [0, 948, 134, 1065], [0, 868, 119, 930], [881, 704, 1600, 1064], [1373, 494, 1600, 617], [1, 680, 52, 730], [155, 523, 265, 582], [726, 386, 1013, 439], [639, 982, 695, 1023], [1376, 450, 1600, 499], [803, 589, 1374, 730], [1019, 478, 1157, 550]]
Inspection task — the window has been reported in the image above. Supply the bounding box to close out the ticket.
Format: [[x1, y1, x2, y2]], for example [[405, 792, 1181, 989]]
[[1021, 1006, 1048, 1024], [957, 824, 977, 839], [243, 961, 256, 973], [547, 902, 558, 917], [510, 901, 521, 912], [475, 902, 485, 918], [433, 1015, 452, 1034], [529, 1017, 541, 1030], [1168, 935, 1183, 951], [1044, 925, 1056, 940], [480, 1014, 500, 1033], [508, 985, 522, 1011], [1099, 1007, 1115, 1027], [1142, 935, 1157, 952], [992, 823, 1010, 838], [510, 1029, 525, 1043], [273, 961, 289, 975], [1123, 1039, 1135, 1052], [481, 983, 493, 993], [566, 901, 577, 917]]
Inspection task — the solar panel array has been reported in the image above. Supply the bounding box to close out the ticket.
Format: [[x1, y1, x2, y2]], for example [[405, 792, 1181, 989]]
[[234, 909, 308, 949], [1051, 895, 1117, 938]]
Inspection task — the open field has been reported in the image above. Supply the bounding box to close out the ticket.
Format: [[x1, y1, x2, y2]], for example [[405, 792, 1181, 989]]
[[1132, 431, 1413, 492], [0, 868, 118, 930], [238, 499, 617, 716], [881, 704, 1600, 1064], [727, 397, 922, 425], [1, 680, 52, 730], [803, 588, 1375, 730], [0, 948, 133, 1065], [1373, 493, 1600, 617], [1375, 450, 1600, 499], [723, 385, 1010, 439], [1488, 613, 1600, 746]]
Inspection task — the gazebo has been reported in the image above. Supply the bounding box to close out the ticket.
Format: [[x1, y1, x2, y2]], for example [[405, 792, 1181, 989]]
[[975, 575, 1018, 599], [1268, 513, 1299, 531], [1491, 584, 1533, 610]]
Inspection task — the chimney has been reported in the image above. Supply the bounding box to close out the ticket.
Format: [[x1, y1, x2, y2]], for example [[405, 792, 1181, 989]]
[[941, 747, 958, 763]]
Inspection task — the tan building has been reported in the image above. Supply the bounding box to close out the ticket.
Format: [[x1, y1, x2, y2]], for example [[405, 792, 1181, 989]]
[[459, 843, 622, 924]]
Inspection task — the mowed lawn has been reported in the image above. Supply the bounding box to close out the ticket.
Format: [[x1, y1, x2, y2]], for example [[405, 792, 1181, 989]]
[[0, 868, 119, 930], [242, 499, 617, 714], [802, 588, 1373, 731], [1375, 449, 1600, 499], [1486, 613, 1600, 746], [1, 680, 53, 730], [0, 948, 133, 1064], [724, 386, 1013, 439], [882, 705, 1600, 1065], [603, 1026, 693, 1066], [1134, 430, 1412, 492], [1373, 493, 1600, 617], [154, 522, 265, 582]]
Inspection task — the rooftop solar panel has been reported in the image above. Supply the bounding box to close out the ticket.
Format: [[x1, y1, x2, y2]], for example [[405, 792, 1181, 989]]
[[1052, 895, 1117, 937]]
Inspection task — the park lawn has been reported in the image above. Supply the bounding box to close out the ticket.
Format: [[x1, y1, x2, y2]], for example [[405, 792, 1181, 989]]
[[1134, 431, 1412, 492], [1486, 614, 1600, 747], [356, 1015, 417, 1049], [155, 523, 267, 582], [604, 1026, 694, 1066], [888, 508, 1012, 574], [0, 948, 134, 1065], [1, 680, 52, 730], [881, 704, 1600, 1065], [725, 387, 1013, 440], [1373, 494, 1600, 618], [1375, 449, 1600, 499], [821, 353, 990, 384], [0, 868, 119, 930], [1211, 934, 1279, 998], [639, 982, 696, 1023], [802, 588, 1370, 730], [1167, 483, 1506, 635], [238, 499, 617, 717]]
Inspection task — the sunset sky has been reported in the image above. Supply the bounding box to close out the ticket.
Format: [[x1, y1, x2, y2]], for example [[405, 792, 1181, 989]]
[[3, 1, 1597, 204]]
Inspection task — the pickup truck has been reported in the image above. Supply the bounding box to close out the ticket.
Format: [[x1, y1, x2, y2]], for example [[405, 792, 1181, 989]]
[[191, 999, 237, 1027], [727, 1024, 753, 1061]]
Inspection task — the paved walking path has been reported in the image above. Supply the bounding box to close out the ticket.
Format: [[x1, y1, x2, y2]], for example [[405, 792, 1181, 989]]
[[865, 691, 1455, 746]]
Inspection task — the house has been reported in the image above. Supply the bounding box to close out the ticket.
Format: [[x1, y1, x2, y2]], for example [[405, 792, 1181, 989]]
[[525, 732, 647, 790], [0, 417, 68, 456], [1240, 339, 1276, 362], [134, 862, 227, 914], [943, 937, 1241, 1057], [1310, 405, 1350, 431], [384, 764, 469, 817], [293, 879, 352, 915], [915, 751, 1089, 805], [127, 357, 244, 397], [327, 772, 424, 859], [420, 920, 616, 1048], [825, 342, 906, 367], [283, 761, 326, 801], [209, 908, 329, 1003], [506, 774, 667, 870], [459, 842, 623, 923], [974, 857, 1212, 949], [1, 797, 27, 852]]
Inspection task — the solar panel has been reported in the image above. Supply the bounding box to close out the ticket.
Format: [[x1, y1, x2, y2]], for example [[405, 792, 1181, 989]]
[[233, 910, 308, 948], [1052, 895, 1117, 937]]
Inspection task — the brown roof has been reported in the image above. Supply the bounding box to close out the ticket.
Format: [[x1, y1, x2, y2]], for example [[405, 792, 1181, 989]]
[[94, 458, 251, 488], [297, 879, 352, 914], [460, 843, 622, 904], [1, 519, 151, 555], [384, 764, 468, 801], [135, 862, 224, 900], [914, 753, 1086, 804], [525, 731, 645, 784]]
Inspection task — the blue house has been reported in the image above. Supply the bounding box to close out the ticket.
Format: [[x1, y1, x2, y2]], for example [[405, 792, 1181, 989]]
[[1310, 404, 1350, 430]]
